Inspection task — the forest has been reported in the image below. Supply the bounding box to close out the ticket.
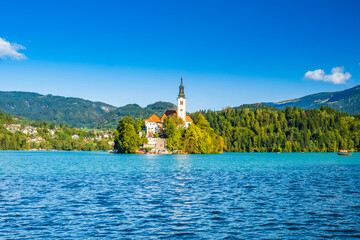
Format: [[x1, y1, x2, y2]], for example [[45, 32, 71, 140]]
[[195, 106, 360, 152]]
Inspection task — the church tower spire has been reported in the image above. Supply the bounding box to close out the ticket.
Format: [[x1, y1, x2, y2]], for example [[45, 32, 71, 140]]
[[177, 76, 186, 122], [178, 75, 185, 98]]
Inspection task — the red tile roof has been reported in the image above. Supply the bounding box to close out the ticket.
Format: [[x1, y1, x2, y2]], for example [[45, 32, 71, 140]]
[[147, 111, 192, 123], [186, 116, 193, 122], [146, 115, 162, 123]]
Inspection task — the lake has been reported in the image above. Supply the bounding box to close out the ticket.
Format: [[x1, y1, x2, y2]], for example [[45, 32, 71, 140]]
[[0, 151, 359, 239]]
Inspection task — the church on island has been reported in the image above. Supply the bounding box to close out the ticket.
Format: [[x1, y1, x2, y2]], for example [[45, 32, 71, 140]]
[[144, 77, 193, 141]]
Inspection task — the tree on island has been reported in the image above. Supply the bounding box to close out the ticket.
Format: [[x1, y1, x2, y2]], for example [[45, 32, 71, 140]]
[[162, 113, 224, 154], [114, 117, 147, 153], [183, 113, 224, 154], [162, 116, 184, 151]]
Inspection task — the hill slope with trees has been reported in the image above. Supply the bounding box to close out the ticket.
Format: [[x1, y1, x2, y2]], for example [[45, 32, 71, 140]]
[[264, 85, 360, 114], [0, 91, 116, 128]]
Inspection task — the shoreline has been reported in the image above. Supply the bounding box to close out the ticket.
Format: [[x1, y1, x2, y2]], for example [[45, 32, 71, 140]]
[[0, 150, 357, 154]]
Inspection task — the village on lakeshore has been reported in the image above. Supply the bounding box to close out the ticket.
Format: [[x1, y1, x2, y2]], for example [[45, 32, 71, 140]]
[[3, 122, 115, 151]]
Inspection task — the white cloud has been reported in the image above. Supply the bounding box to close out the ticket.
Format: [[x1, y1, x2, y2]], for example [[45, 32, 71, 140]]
[[0, 37, 27, 60], [304, 67, 351, 84]]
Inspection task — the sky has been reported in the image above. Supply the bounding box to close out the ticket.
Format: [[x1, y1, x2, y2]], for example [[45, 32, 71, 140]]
[[0, 0, 359, 112]]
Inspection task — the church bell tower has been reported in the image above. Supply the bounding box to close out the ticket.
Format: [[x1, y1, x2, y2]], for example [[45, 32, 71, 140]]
[[177, 76, 186, 122]]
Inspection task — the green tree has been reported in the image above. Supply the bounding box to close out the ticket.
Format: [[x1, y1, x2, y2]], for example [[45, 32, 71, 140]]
[[114, 117, 142, 153], [162, 116, 183, 150]]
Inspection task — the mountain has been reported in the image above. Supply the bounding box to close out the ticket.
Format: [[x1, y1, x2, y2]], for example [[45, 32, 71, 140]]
[[94, 101, 176, 129], [2, 85, 359, 129], [264, 85, 360, 115], [234, 103, 274, 111], [0, 91, 116, 128]]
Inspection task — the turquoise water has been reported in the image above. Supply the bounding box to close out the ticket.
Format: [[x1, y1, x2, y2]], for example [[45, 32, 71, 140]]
[[0, 151, 359, 239]]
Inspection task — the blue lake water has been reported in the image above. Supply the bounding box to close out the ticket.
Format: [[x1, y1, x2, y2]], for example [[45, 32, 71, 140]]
[[0, 151, 359, 239]]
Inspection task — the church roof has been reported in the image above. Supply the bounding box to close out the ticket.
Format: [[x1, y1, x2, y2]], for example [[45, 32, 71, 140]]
[[146, 114, 162, 123], [161, 110, 178, 121], [164, 110, 177, 116], [186, 116, 193, 122], [161, 112, 193, 123]]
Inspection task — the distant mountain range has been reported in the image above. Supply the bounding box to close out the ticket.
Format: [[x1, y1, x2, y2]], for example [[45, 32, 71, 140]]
[[0, 91, 175, 128], [0, 92, 116, 128], [263, 85, 360, 114], [0, 85, 359, 128]]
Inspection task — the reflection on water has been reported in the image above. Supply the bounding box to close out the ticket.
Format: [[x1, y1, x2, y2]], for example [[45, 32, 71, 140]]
[[0, 151, 359, 239]]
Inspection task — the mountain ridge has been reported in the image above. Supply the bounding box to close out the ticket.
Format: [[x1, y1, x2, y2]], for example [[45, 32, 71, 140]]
[[263, 85, 360, 114], [1, 85, 360, 129], [0, 91, 117, 128], [0, 91, 177, 128]]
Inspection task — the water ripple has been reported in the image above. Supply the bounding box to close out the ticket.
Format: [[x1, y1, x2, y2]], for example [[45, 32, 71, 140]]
[[0, 152, 359, 239]]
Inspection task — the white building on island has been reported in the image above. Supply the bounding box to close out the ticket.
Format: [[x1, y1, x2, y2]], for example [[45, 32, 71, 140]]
[[145, 115, 162, 136], [144, 76, 193, 138]]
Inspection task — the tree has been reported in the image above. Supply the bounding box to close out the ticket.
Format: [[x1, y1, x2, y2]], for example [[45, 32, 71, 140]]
[[183, 114, 224, 154], [134, 118, 144, 133], [114, 117, 142, 153], [162, 116, 183, 150]]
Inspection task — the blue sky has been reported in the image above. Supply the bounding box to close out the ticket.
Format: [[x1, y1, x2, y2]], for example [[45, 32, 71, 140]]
[[0, 0, 359, 111]]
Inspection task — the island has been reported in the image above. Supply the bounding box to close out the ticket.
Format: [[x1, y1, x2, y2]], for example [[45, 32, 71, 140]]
[[113, 77, 224, 154]]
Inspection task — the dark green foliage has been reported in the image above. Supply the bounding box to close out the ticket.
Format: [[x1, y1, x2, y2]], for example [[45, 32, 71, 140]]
[[114, 117, 146, 153], [234, 103, 274, 111], [134, 118, 144, 133], [0, 91, 116, 128], [264, 85, 360, 115], [95, 102, 176, 129], [197, 106, 360, 152]]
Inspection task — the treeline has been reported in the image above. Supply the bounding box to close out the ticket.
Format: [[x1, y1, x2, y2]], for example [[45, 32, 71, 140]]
[[195, 106, 360, 152]]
